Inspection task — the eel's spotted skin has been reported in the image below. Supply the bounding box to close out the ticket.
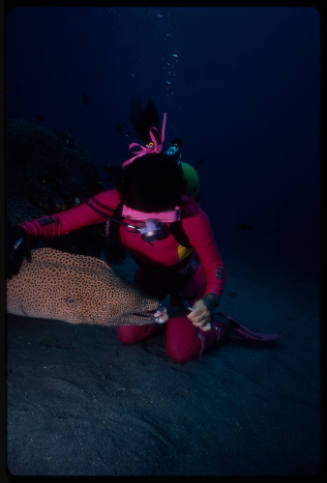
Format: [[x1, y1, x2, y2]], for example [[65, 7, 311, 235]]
[[7, 248, 160, 327]]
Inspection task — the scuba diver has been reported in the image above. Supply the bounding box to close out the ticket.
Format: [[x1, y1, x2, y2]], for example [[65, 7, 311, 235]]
[[7, 99, 278, 363]]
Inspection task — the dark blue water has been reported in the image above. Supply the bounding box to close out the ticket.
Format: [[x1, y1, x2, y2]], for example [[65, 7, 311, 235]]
[[6, 7, 320, 278]]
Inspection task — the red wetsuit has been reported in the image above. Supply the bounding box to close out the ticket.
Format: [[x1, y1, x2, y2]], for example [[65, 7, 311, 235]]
[[21, 189, 226, 362]]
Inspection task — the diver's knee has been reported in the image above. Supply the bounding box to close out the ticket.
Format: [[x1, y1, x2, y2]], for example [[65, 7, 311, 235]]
[[117, 326, 140, 344], [166, 315, 199, 363], [167, 346, 195, 363], [117, 324, 157, 344]]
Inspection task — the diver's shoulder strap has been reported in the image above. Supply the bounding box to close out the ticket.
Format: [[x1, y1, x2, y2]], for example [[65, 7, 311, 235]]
[[104, 199, 126, 263], [171, 221, 191, 248], [170, 195, 196, 248], [112, 199, 124, 221]]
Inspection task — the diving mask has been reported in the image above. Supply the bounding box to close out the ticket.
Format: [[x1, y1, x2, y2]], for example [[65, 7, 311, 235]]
[[121, 204, 181, 243]]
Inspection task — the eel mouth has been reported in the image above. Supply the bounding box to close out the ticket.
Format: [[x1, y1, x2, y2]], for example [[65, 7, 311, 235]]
[[130, 310, 157, 320], [128, 305, 168, 324]]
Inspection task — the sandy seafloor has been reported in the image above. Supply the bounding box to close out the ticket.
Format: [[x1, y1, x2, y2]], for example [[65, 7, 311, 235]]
[[6, 232, 320, 477]]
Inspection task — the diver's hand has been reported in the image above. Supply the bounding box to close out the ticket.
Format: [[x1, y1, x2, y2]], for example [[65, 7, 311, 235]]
[[6, 226, 32, 279], [187, 299, 212, 331], [186, 293, 221, 332]]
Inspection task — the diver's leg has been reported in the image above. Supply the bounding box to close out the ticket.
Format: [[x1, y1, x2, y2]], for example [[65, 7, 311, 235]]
[[117, 268, 166, 345], [117, 323, 162, 345], [166, 263, 225, 363], [166, 315, 224, 363]]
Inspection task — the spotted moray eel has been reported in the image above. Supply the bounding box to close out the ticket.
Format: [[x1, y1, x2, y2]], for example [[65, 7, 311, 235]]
[[6, 248, 160, 326]]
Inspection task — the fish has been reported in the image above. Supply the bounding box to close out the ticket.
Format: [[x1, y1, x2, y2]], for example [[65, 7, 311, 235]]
[[6, 248, 162, 327]]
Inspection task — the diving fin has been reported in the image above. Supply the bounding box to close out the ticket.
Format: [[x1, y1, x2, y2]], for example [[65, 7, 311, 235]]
[[214, 312, 280, 344]]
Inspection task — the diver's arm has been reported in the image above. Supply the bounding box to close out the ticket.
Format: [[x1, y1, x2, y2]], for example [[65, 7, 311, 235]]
[[19, 189, 121, 239], [182, 206, 226, 300], [182, 206, 225, 330]]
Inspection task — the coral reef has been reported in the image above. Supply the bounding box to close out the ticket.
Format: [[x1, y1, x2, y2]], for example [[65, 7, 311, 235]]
[[6, 120, 107, 257]]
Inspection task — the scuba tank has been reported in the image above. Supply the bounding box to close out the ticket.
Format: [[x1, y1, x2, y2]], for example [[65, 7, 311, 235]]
[[180, 161, 200, 202], [165, 138, 200, 202]]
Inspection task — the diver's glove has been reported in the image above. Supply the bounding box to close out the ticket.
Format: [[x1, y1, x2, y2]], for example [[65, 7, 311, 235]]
[[203, 293, 221, 313], [6, 225, 32, 279], [185, 293, 221, 331]]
